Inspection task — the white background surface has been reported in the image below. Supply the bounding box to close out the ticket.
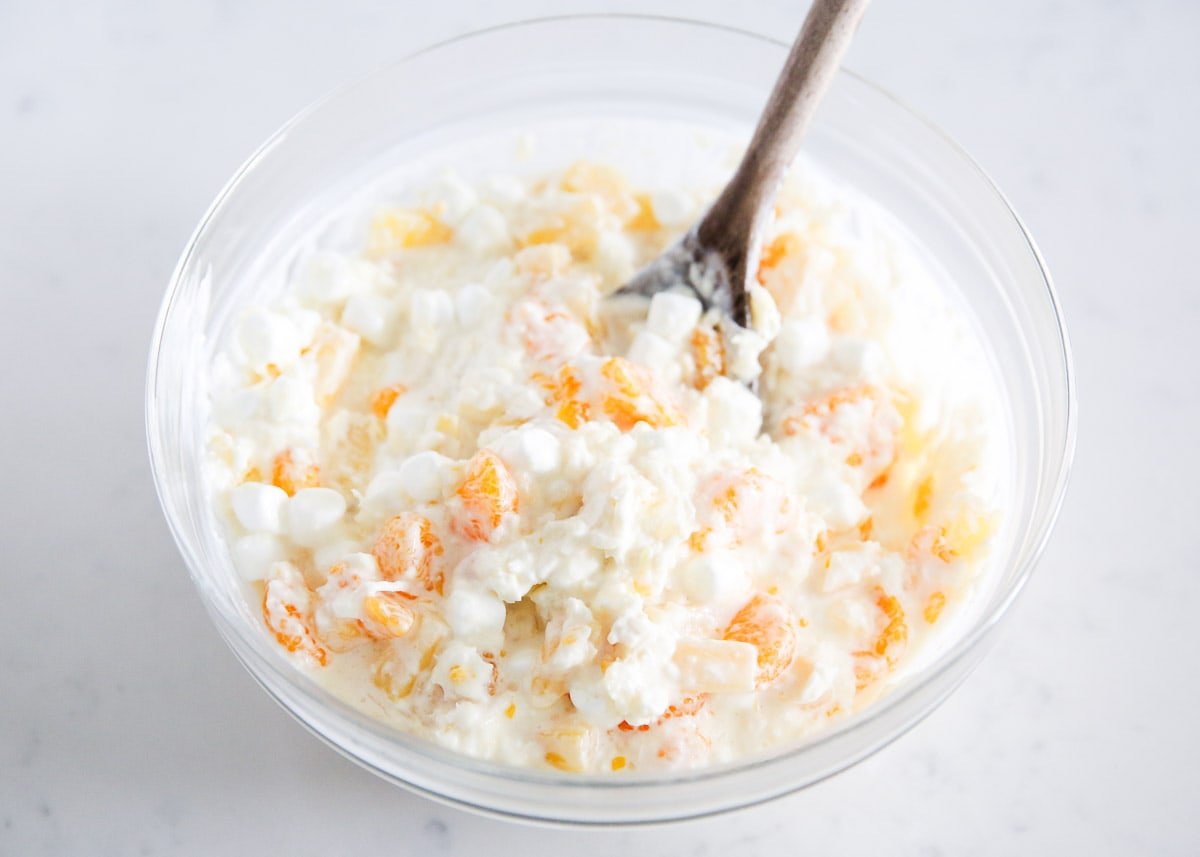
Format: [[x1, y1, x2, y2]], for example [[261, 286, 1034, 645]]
[[2, 1, 1198, 854]]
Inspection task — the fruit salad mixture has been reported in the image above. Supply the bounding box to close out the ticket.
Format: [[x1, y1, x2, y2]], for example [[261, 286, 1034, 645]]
[[207, 159, 1003, 772]]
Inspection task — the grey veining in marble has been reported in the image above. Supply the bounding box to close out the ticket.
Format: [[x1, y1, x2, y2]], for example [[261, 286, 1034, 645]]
[[2, 0, 1198, 854]]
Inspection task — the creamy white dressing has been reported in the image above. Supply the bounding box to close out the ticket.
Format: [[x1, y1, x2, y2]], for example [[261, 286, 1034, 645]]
[[206, 148, 1006, 773]]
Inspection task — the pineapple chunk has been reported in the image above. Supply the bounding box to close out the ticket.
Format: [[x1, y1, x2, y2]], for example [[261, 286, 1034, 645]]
[[539, 722, 596, 773], [673, 637, 757, 694]]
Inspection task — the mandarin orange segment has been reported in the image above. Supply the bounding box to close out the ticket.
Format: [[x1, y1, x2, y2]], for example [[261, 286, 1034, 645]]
[[262, 565, 328, 667], [689, 325, 726, 390], [599, 357, 679, 431], [371, 513, 444, 593], [924, 591, 946, 624], [370, 384, 407, 420], [367, 208, 452, 256], [625, 193, 660, 231], [872, 588, 908, 664], [362, 593, 416, 639], [271, 448, 320, 496], [536, 364, 591, 429], [757, 232, 801, 278], [306, 323, 360, 406], [912, 474, 935, 522], [723, 594, 798, 686], [454, 449, 519, 541], [781, 385, 874, 437], [558, 161, 635, 218]]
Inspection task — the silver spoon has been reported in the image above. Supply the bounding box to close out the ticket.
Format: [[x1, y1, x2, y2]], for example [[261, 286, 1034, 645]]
[[616, 0, 869, 333]]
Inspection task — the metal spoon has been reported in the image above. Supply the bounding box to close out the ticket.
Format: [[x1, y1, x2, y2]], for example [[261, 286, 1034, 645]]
[[615, 0, 869, 332]]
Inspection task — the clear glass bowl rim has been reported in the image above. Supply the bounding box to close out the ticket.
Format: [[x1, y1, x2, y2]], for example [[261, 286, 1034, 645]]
[[146, 12, 1077, 822]]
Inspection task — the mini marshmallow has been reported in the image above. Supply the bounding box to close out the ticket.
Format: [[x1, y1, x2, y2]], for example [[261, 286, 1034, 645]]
[[341, 293, 397, 346], [267, 375, 320, 424], [422, 171, 478, 224], [407, 289, 456, 335], [286, 487, 347, 547], [592, 231, 635, 283], [443, 587, 507, 649], [493, 426, 561, 475], [232, 533, 288, 581], [773, 318, 831, 373], [482, 174, 526, 206], [456, 205, 511, 254], [236, 309, 304, 371], [627, 330, 675, 369], [645, 291, 703, 342], [297, 252, 376, 304], [650, 189, 693, 227], [230, 482, 289, 533], [704, 376, 764, 444], [748, 283, 781, 340], [678, 551, 749, 607], [394, 450, 452, 502], [385, 397, 430, 441], [432, 640, 495, 702], [454, 283, 493, 328]]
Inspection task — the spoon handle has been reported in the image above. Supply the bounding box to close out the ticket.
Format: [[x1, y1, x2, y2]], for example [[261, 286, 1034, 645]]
[[696, 0, 869, 300]]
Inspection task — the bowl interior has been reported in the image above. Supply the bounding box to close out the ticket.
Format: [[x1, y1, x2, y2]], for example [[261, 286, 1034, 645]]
[[147, 15, 1073, 824]]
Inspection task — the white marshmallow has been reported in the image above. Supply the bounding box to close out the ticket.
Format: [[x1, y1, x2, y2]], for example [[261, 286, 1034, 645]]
[[443, 587, 507, 649], [593, 231, 635, 283], [267, 375, 319, 424], [677, 550, 749, 607], [340, 293, 397, 346], [645, 291, 702, 342], [432, 640, 495, 702], [385, 397, 430, 441], [454, 283, 493, 328], [286, 488, 347, 547], [649, 189, 693, 227], [395, 450, 452, 502], [230, 482, 288, 533], [232, 533, 288, 581], [456, 205, 511, 254], [297, 252, 375, 304], [407, 289, 456, 345], [704, 376, 764, 444], [236, 309, 304, 371], [493, 427, 561, 475], [482, 174, 526, 206], [774, 319, 831, 373], [627, 330, 675, 370], [748, 283, 781, 340], [422, 172, 478, 224]]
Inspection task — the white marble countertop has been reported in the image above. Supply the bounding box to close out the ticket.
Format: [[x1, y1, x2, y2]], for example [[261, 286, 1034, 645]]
[[2, 0, 1197, 853]]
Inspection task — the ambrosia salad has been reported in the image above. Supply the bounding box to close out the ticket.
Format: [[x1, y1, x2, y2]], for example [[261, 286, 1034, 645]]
[[207, 157, 1003, 773]]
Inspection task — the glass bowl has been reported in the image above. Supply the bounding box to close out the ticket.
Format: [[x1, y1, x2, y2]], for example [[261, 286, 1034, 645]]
[[146, 14, 1075, 825]]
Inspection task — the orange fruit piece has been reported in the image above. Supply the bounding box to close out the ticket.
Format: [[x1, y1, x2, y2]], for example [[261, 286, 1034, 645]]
[[600, 357, 679, 431], [625, 193, 660, 232], [271, 448, 320, 496], [454, 449, 519, 541], [689, 325, 726, 390], [361, 592, 416, 639], [757, 232, 801, 278], [371, 513, 444, 593], [370, 384, 407, 420], [367, 208, 452, 256], [723, 594, 798, 686], [872, 588, 908, 664], [261, 564, 328, 667], [536, 365, 593, 429], [924, 591, 946, 625]]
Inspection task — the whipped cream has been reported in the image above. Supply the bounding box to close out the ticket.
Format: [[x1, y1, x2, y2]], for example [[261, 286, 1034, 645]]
[[206, 154, 1005, 772]]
